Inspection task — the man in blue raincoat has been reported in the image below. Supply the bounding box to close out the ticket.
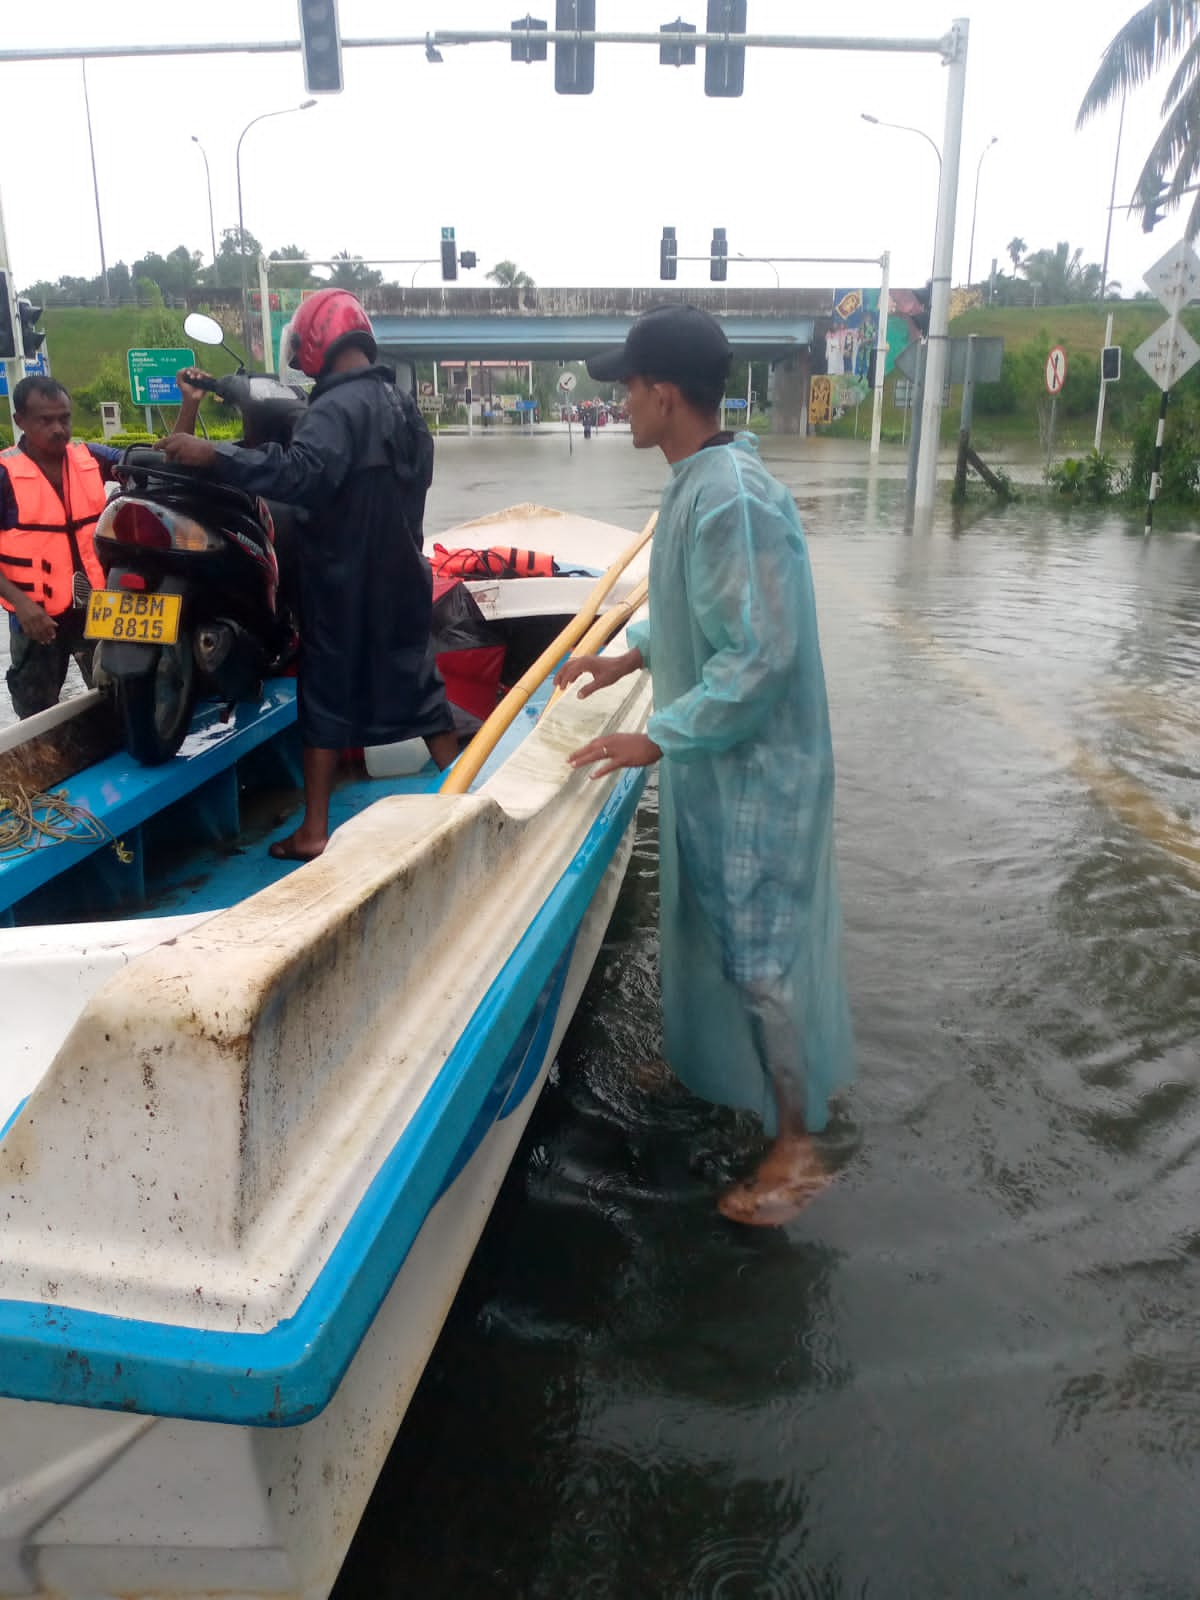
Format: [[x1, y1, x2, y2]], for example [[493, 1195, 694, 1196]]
[[556, 305, 854, 1227]]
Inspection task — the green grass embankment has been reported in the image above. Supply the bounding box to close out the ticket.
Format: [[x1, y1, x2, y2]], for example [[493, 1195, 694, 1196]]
[[831, 300, 1200, 454], [0, 307, 244, 444]]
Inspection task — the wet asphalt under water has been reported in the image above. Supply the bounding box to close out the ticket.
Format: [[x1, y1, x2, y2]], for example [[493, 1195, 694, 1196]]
[[332, 432, 1200, 1600]]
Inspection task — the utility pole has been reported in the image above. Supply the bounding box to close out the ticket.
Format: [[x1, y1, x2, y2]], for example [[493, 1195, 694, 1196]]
[[0, 188, 26, 440]]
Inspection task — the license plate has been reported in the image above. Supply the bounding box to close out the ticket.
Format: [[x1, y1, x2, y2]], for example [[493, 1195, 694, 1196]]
[[84, 589, 182, 645]]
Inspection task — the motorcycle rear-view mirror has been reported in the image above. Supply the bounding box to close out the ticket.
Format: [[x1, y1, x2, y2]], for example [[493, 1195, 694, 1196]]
[[184, 313, 225, 346]]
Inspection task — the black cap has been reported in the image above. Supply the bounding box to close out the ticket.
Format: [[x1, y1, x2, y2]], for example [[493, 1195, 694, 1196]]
[[586, 304, 733, 386]]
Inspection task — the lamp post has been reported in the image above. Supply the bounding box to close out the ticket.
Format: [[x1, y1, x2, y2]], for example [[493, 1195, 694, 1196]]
[[861, 112, 942, 280], [966, 135, 999, 288], [81, 60, 109, 303], [191, 135, 218, 288], [736, 251, 780, 287], [235, 100, 316, 345], [1099, 92, 1126, 303]]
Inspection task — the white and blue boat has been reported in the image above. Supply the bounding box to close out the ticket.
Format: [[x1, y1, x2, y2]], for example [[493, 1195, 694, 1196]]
[[0, 503, 651, 1600]]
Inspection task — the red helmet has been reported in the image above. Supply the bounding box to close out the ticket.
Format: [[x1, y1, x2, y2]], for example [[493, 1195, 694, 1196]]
[[287, 288, 376, 378]]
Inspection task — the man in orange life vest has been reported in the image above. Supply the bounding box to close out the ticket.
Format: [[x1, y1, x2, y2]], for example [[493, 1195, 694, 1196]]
[[0, 377, 117, 718]]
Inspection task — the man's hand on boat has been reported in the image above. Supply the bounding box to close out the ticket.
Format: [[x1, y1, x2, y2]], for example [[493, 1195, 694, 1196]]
[[567, 732, 661, 779], [554, 647, 642, 699], [159, 434, 217, 468]]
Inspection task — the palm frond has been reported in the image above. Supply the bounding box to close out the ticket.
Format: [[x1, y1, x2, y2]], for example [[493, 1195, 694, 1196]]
[[1137, 92, 1198, 186], [1077, 0, 1200, 127], [1159, 27, 1200, 107]]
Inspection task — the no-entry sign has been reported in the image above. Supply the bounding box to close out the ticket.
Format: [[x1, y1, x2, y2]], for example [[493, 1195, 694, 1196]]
[[1045, 346, 1068, 395]]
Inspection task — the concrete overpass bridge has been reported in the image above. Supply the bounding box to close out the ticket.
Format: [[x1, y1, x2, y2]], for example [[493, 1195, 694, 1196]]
[[354, 285, 828, 363], [360, 285, 829, 431], [195, 284, 837, 431]]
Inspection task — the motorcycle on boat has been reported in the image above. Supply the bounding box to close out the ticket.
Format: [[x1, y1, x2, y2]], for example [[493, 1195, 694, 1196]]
[[88, 314, 307, 765]]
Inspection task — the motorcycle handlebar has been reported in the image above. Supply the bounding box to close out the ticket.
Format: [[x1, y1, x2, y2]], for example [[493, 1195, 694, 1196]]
[[122, 447, 169, 470]]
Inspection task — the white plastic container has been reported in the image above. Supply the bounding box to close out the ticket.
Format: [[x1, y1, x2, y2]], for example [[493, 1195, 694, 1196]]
[[364, 739, 430, 778]]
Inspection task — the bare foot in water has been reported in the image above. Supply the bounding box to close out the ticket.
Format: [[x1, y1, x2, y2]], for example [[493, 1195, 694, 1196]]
[[717, 1133, 833, 1227]]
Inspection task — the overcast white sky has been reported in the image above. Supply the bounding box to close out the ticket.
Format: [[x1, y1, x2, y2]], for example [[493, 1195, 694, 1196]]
[[0, 1, 1173, 297]]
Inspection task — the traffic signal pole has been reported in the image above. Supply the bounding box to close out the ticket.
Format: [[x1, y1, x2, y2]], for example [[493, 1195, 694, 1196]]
[[913, 17, 968, 518], [4, 21, 967, 491]]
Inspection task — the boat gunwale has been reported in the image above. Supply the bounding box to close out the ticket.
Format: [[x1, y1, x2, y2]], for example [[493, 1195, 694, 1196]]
[[0, 762, 646, 1428]]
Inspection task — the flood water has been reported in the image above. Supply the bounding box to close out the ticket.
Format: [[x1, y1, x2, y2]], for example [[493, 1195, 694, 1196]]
[[332, 433, 1200, 1599], [8, 430, 1200, 1596]]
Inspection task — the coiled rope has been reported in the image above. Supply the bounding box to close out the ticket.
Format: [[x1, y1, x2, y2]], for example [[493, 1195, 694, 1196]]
[[0, 784, 133, 863]]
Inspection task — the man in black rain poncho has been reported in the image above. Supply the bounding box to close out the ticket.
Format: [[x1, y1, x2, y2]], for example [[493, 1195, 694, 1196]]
[[161, 288, 457, 861]]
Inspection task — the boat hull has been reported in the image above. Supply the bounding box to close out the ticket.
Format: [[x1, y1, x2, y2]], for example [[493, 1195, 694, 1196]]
[[0, 826, 634, 1598]]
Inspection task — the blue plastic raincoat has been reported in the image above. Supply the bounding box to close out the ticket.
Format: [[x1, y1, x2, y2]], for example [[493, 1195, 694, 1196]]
[[627, 434, 854, 1135]]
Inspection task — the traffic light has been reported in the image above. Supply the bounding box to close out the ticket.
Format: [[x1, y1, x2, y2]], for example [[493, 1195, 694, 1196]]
[[17, 299, 44, 360], [1141, 177, 1168, 234], [660, 17, 697, 66], [441, 227, 457, 281], [555, 0, 595, 94], [660, 226, 678, 281], [0, 272, 14, 361], [297, 0, 343, 94], [459, 251, 478, 271], [1102, 345, 1122, 383], [705, 0, 747, 98], [710, 227, 728, 282], [511, 14, 548, 62], [911, 281, 932, 338]]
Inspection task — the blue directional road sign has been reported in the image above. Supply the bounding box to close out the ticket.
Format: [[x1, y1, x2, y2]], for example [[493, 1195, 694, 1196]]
[[724, 397, 748, 409], [0, 349, 49, 398]]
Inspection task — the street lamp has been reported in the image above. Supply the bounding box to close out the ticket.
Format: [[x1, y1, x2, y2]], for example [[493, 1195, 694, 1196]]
[[966, 135, 999, 288], [191, 135, 218, 288], [235, 100, 317, 343], [81, 61, 109, 304], [861, 112, 942, 279], [736, 251, 780, 287]]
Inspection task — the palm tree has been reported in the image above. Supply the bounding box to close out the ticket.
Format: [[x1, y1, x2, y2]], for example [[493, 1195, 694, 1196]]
[[487, 260, 536, 288], [1078, 1, 1200, 235], [1019, 241, 1111, 304], [328, 249, 382, 291], [1006, 236, 1027, 271]]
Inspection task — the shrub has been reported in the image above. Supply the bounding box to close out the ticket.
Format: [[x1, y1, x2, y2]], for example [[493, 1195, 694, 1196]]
[[1046, 449, 1117, 501], [73, 357, 129, 412], [1125, 390, 1200, 505]]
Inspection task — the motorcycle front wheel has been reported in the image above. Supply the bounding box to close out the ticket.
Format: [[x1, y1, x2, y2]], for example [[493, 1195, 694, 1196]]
[[115, 636, 196, 765]]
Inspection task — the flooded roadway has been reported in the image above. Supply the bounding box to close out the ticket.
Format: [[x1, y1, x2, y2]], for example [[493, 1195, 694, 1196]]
[[334, 432, 1200, 1599], [5, 428, 1198, 1596]]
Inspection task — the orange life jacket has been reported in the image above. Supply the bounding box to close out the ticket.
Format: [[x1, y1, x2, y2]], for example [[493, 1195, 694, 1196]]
[[431, 543, 557, 580], [0, 442, 108, 615]]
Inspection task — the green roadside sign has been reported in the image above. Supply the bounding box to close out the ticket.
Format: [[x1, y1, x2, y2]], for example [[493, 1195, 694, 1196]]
[[127, 347, 195, 407]]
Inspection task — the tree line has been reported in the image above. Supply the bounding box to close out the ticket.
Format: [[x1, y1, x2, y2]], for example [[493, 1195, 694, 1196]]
[[23, 234, 536, 307]]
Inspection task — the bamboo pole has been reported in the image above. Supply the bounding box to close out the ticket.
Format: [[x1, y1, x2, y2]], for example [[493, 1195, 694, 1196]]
[[540, 575, 649, 719], [439, 513, 656, 796]]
